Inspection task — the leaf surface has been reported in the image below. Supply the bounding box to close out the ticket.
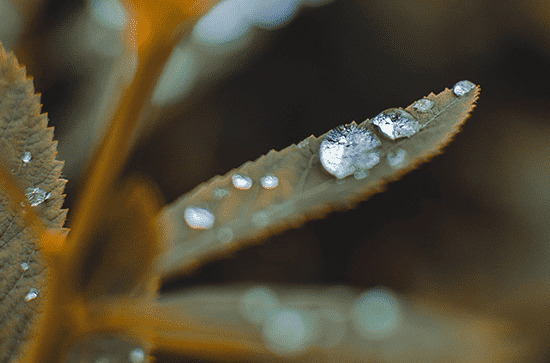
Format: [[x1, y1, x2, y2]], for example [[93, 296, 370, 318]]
[[160, 84, 479, 278], [0, 44, 67, 361]]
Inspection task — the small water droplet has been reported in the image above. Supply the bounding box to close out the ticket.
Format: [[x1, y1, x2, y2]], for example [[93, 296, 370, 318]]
[[25, 288, 39, 301], [240, 286, 279, 325], [128, 348, 145, 363], [387, 149, 407, 168], [372, 109, 421, 140], [21, 262, 30, 271], [232, 174, 252, 190], [217, 227, 233, 243], [319, 122, 381, 179], [351, 287, 401, 340], [263, 308, 318, 355], [25, 187, 50, 207], [213, 187, 229, 199], [412, 98, 434, 113], [184, 207, 215, 229], [260, 175, 279, 189], [22, 151, 31, 163], [452, 80, 475, 96], [252, 211, 269, 228]]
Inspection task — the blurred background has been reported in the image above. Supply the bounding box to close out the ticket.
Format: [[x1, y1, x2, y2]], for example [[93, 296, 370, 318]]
[[2, 0, 549, 361]]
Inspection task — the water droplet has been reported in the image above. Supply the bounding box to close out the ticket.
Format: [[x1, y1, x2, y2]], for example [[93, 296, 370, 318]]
[[217, 227, 233, 243], [372, 109, 421, 140], [319, 122, 381, 179], [252, 211, 269, 228], [232, 174, 252, 190], [213, 187, 229, 199], [25, 288, 39, 301], [260, 175, 279, 189], [412, 98, 434, 113], [22, 151, 31, 163], [351, 287, 401, 340], [21, 262, 30, 271], [240, 286, 279, 325], [128, 348, 145, 363], [25, 187, 50, 207], [184, 207, 215, 230], [452, 80, 475, 96], [263, 308, 318, 355], [387, 149, 407, 168]]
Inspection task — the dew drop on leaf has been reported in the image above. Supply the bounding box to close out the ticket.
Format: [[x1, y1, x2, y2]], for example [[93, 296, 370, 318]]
[[184, 207, 215, 230], [387, 149, 407, 168], [319, 122, 381, 179], [20, 262, 30, 271], [24, 288, 39, 302], [22, 151, 31, 163], [128, 347, 145, 363], [232, 174, 253, 190], [372, 109, 421, 140], [260, 175, 279, 189], [25, 187, 50, 207], [412, 98, 434, 112], [452, 80, 476, 96]]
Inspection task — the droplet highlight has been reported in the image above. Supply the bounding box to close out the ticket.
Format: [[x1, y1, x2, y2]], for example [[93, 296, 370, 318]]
[[263, 308, 318, 355], [21, 262, 30, 271], [372, 109, 421, 140], [128, 348, 145, 363], [351, 288, 401, 340], [25, 187, 50, 207], [387, 149, 407, 168], [452, 80, 475, 96], [22, 151, 31, 163], [25, 288, 39, 302], [261, 175, 279, 189], [184, 207, 215, 230], [319, 122, 381, 179], [232, 174, 252, 190], [412, 98, 434, 113], [240, 286, 279, 325]]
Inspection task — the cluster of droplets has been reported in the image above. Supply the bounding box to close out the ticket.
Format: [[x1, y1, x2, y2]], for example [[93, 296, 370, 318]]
[[183, 173, 279, 231], [320, 80, 475, 179], [238, 286, 402, 356]]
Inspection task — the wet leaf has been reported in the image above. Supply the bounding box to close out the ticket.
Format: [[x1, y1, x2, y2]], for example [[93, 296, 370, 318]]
[[160, 84, 479, 277], [0, 43, 67, 361]]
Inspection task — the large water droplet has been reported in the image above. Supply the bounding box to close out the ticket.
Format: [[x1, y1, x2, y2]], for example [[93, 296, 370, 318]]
[[351, 288, 401, 340], [263, 308, 318, 355], [261, 175, 279, 189], [240, 286, 279, 325], [372, 109, 421, 140], [387, 149, 407, 168], [25, 288, 39, 301], [22, 151, 31, 164], [21, 262, 30, 271], [184, 207, 215, 229], [25, 187, 50, 207], [232, 174, 252, 190], [452, 80, 475, 96], [412, 98, 434, 113], [319, 122, 381, 179], [128, 348, 145, 363]]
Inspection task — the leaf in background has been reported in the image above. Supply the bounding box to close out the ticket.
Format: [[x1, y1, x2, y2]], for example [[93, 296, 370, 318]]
[[160, 83, 479, 277], [0, 43, 67, 361]]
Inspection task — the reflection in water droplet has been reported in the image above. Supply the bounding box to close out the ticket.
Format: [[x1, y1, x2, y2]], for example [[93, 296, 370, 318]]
[[252, 211, 269, 228], [21, 262, 30, 271], [213, 187, 229, 199], [372, 109, 421, 140], [25, 288, 39, 301], [22, 151, 31, 163], [413, 98, 434, 113], [351, 288, 401, 340], [452, 80, 475, 96], [184, 207, 215, 230], [387, 149, 407, 168], [263, 308, 318, 355], [128, 348, 145, 363], [217, 227, 234, 243], [261, 175, 279, 189], [319, 123, 381, 179], [232, 174, 252, 190], [25, 187, 50, 207], [240, 286, 279, 325]]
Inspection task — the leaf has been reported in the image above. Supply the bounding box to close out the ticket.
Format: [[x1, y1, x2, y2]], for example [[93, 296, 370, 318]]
[[160, 84, 479, 277], [0, 43, 67, 361]]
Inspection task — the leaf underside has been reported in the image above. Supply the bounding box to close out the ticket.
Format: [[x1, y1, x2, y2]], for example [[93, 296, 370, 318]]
[[0, 44, 67, 360], [160, 84, 479, 278]]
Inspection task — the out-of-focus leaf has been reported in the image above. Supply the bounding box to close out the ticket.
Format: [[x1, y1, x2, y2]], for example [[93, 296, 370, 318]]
[[0, 43, 67, 361], [160, 84, 479, 277]]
